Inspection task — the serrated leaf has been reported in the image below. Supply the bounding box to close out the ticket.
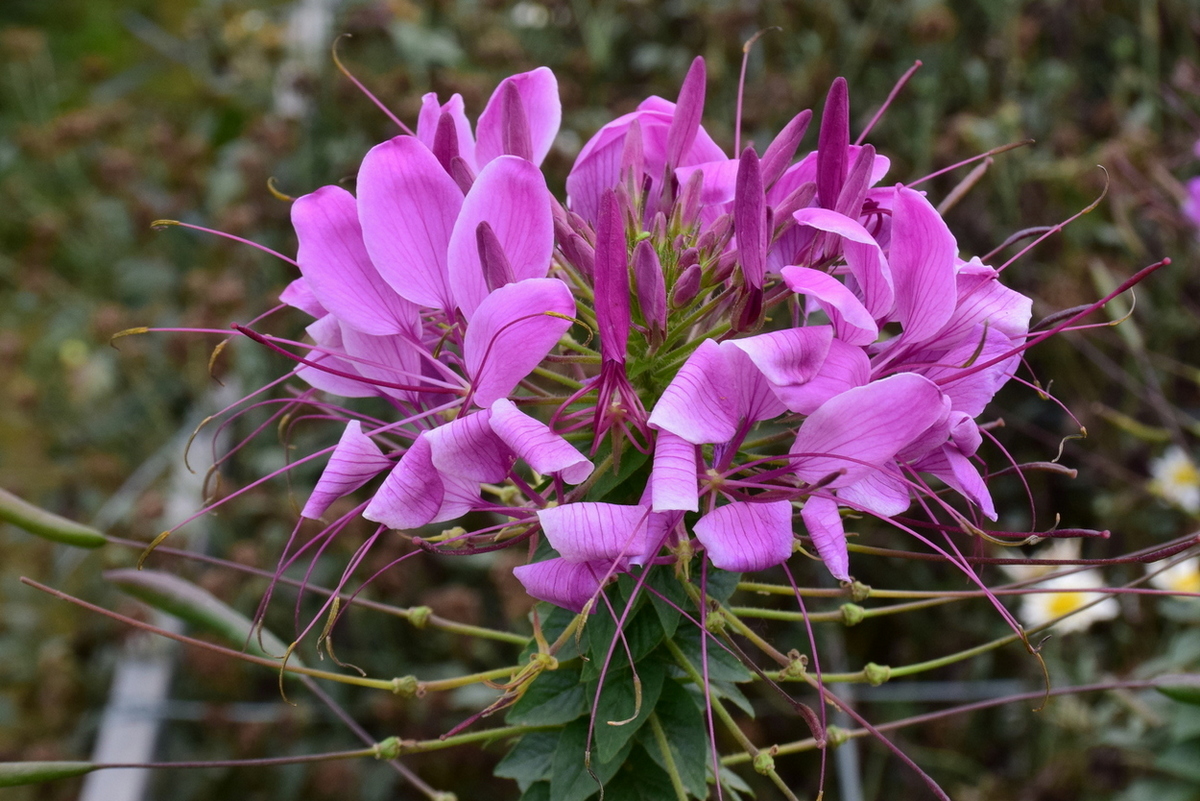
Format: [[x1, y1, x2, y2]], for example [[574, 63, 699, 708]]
[[602, 745, 679, 801], [495, 730, 562, 791], [672, 627, 752, 683], [507, 666, 586, 726], [106, 569, 302, 666], [645, 679, 709, 799], [550, 717, 635, 801], [588, 657, 667, 763], [0, 761, 95, 787]]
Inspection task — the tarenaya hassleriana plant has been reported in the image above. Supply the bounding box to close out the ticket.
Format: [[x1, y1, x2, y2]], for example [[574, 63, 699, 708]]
[[3, 51, 1195, 801]]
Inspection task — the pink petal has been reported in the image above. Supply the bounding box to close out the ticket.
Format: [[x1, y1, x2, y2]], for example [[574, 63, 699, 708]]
[[720, 342, 788, 424], [791, 373, 947, 487], [836, 467, 911, 517], [425, 410, 514, 482], [340, 325, 428, 405], [463, 278, 575, 407], [916, 445, 997, 520], [781, 266, 878, 346], [936, 259, 1032, 346], [293, 186, 417, 336], [302, 421, 393, 519], [512, 558, 611, 613], [801, 495, 849, 581], [889, 186, 957, 343], [489, 398, 593, 484], [364, 434, 443, 529], [358, 136, 462, 310], [649, 431, 699, 512], [694, 500, 794, 572], [448, 156, 555, 318], [792, 207, 893, 319], [537, 503, 664, 564], [280, 278, 326, 318], [416, 92, 476, 170], [475, 67, 561, 168], [647, 339, 739, 444], [767, 338, 869, 415], [913, 324, 1018, 417], [725, 327, 834, 388], [296, 317, 375, 398]]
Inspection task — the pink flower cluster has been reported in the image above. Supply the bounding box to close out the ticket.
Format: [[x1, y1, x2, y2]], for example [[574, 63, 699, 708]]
[[279, 59, 1032, 612]]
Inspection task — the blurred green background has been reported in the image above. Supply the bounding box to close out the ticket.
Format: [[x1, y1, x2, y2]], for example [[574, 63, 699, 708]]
[[1, 0, 1199, 799]]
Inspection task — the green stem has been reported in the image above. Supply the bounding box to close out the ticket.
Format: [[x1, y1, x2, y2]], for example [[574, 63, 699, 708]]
[[418, 666, 520, 693], [395, 724, 551, 755], [730, 596, 954, 623], [531, 366, 584, 389], [648, 714, 689, 801]]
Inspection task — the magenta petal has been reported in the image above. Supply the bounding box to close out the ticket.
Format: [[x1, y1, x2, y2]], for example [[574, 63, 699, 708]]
[[792, 207, 893, 319], [791, 372, 947, 487], [949, 411, 982, 456], [280, 278, 326, 318], [537, 503, 658, 563], [448, 156, 555, 318], [464, 277, 575, 407], [363, 434, 443, 530], [801, 495, 849, 581], [917, 445, 997, 520], [340, 324, 427, 405], [761, 109, 812, 188], [694, 500, 794, 572], [916, 324, 1018, 417], [296, 317, 375, 398], [889, 186, 958, 343], [475, 67, 561, 168], [650, 431, 699, 512], [720, 342, 788, 424], [425, 410, 514, 482], [302, 421, 393, 519], [292, 186, 418, 337], [836, 467, 911, 517], [725, 327, 834, 388], [512, 558, 611, 613], [772, 338, 870, 415], [358, 136, 462, 310], [937, 260, 1032, 345], [781, 266, 878, 346], [647, 339, 739, 444], [489, 398, 593, 484], [416, 92, 476, 168]]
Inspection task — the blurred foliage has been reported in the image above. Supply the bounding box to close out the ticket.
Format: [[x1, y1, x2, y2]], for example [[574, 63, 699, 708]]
[[1, 0, 1200, 799]]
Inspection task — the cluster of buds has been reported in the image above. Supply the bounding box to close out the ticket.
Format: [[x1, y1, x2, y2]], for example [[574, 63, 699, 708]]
[[267, 56, 1051, 614]]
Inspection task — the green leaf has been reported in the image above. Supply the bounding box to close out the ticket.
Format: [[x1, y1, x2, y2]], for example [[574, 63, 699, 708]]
[[643, 565, 686, 639], [588, 657, 667, 763], [105, 569, 302, 667], [550, 717, 635, 801], [586, 445, 650, 504], [583, 603, 666, 681], [0, 761, 96, 787], [705, 567, 742, 604], [1155, 674, 1200, 706], [495, 730, 562, 791], [0, 488, 106, 548], [711, 679, 755, 718], [507, 666, 586, 726], [672, 627, 751, 683], [602, 745, 679, 801], [645, 679, 708, 799], [519, 780, 551, 801], [718, 764, 754, 800]]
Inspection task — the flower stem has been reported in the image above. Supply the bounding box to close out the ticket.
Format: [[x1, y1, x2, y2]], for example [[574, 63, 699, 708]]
[[648, 713, 689, 801]]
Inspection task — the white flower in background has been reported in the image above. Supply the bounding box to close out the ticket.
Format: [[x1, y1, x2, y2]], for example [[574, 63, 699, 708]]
[[1148, 446, 1200, 513], [1148, 557, 1200, 597], [1017, 569, 1120, 633], [1001, 539, 1081, 583]]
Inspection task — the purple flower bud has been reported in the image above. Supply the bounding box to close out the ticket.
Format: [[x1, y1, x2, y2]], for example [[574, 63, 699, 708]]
[[500, 80, 534, 162], [677, 246, 699, 271], [633, 240, 666, 332], [665, 56, 706, 174], [432, 111, 460, 174], [620, 118, 644, 187], [761, 109, 812, 189], [773, 181, 817, 230], [449, 155, 475, 194], [568, 211, 593, 243], [477, 221, 515, 291], [677, 167, 705, 229], [594, 190, 630, 364], [817, 77, 849, 209], [651, 212, 667, 242], [671, 263, 701, 308], [835, 144, 875, 219], [734, 146, 766, 290], [563, 233, 595, 279]]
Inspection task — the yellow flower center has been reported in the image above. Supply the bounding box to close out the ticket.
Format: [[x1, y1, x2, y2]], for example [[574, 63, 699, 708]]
[[1047, 591, 1088, 618]]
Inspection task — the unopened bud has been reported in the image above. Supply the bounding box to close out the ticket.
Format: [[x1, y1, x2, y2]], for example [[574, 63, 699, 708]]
[[560, 233, 595, 279], [824, 725, 849, 749], [633, 240, 666, 332], [671, 264, 701, 308], [677, 247, 700, 271], [752, 750, 776, 775], [840, 603, 865, 626], [849, 580, 872, 602], [677, 167, 705, 229], [449, 156, 475, 194]]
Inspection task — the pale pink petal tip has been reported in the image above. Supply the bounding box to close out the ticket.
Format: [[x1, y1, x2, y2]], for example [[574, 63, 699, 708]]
[[693, 500, 794, 573]]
